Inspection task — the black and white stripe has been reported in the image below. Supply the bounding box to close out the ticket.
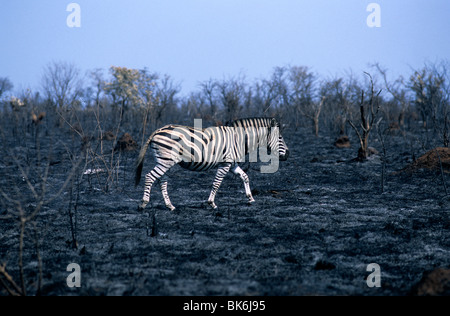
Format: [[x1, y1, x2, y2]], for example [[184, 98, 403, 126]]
[[135, 117, 289, 211]]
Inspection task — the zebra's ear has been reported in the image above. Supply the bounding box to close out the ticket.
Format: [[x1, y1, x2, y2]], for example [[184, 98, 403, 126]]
[[270, 118, 278, 127]]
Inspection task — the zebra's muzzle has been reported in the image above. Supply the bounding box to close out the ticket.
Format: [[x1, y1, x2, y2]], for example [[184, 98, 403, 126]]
[[280, 149, 289, 161]]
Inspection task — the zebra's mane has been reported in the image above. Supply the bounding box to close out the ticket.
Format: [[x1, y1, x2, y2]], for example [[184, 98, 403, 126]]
[[227, 117, 279, 128], [226, 117, 280, 155]]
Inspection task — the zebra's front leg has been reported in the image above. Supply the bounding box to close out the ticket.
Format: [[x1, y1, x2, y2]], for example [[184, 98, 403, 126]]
[[232, 165, 255, 205], [208, 163, 232, 209]]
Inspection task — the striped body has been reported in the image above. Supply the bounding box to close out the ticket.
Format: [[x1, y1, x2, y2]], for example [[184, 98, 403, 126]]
[[135, 118, 289, 211], [152, 125, 237, 171]]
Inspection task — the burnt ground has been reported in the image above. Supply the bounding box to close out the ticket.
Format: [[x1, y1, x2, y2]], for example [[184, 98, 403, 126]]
[[0, 127, 449, 296]]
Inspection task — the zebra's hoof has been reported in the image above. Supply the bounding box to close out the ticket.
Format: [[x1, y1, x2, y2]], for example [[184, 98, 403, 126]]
[[138, 203, 147, 212], [208, 201, 218, 210]]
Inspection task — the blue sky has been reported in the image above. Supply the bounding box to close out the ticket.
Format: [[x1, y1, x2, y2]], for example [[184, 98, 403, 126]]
[[1, 0, 449, 96]]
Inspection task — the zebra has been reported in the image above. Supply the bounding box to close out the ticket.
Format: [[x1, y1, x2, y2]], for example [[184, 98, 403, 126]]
[[135, 117, 289, 211]]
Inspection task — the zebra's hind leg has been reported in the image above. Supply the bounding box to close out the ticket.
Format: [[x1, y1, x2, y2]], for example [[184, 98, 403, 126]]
[[208, 163, 232, 209], [139, 160, 177, 211], [160, 179, 176, 211], [138, 170, 155, 211], [232, 165, 255, 205]]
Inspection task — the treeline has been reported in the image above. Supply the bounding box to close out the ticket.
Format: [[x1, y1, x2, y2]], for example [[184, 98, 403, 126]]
[[1, 60, 449, 150]]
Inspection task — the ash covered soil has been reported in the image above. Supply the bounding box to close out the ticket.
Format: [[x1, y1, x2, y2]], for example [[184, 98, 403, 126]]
[[1, 128, 449, 296]]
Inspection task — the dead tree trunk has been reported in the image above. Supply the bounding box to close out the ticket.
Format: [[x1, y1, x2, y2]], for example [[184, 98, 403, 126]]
[[300, 96, 325, 137], [348, 73, 382, 161]]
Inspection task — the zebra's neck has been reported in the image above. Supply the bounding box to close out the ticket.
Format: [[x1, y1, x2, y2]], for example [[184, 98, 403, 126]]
[[231, 118, 272, 156]]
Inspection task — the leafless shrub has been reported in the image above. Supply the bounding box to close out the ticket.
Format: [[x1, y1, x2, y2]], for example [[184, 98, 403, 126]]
[[347, 72, 382, 161], [397, 62, 450, 149], [0, 123, 81, 296], [41, 61, 83, 111]]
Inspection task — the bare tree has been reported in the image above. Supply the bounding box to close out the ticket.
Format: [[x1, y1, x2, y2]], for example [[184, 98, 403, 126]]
[[374, 63, 411, 130], [216, 76, 246, 123], [0, 77, 14, 113], [0, 77, 13, 100], [179, 92, 207, 123], [251, 79, 276, 116], [268, 66, 290, 117], [347, 73, 382, 161], [409, 63, 449, 147], [89, 68, 106, 109], [287, 66, 317, 130], [41, 61, 83, 109], [198, 76, 247, 124], [299, 96, 325, 137], [154, 74, 181, 126], [200, 79, 219, 121]]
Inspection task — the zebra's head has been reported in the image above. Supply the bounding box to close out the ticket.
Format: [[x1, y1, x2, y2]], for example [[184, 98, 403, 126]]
[[267, 118, 289, 161]]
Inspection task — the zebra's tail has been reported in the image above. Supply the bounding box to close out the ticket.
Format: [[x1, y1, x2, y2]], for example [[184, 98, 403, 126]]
[[135, 129, 158, 187]]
